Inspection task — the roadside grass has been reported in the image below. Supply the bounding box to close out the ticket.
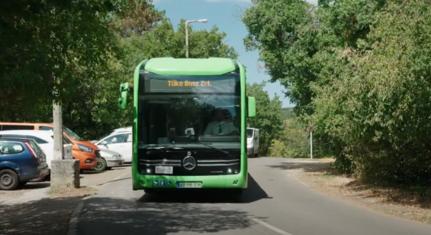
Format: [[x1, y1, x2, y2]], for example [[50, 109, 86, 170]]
[[291, 158, 431, 224]]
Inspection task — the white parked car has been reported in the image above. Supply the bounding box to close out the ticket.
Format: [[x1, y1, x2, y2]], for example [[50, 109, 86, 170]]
[[0, 130, 73, 169], [96, 127, 132, 163], [247, 128, 260, 157]]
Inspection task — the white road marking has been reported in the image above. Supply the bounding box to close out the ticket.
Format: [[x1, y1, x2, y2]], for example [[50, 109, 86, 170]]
[[252, 218, 293, 235]]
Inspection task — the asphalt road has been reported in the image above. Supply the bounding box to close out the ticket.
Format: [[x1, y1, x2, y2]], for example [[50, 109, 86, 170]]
[[75, 157, 431, 235]]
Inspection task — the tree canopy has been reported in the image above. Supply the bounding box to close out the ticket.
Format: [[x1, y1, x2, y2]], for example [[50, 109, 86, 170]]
[[0, 0, 237, 139], [244, 0, 431, 185]]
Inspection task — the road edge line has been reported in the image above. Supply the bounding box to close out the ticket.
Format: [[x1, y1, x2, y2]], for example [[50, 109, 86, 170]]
[[252, 218, 293, 235]]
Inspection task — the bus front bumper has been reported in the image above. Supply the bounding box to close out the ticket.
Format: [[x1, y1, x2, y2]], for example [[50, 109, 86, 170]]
[[133, 173, 248, 190]]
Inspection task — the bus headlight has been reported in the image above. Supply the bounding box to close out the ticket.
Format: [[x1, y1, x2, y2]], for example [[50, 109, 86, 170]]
[[146, 168, 152, 174], [227, 168, 232, 174]]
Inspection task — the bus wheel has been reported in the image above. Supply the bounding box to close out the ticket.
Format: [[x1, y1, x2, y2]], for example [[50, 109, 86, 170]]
[[94, 158, 107, 173], [0, 169, 19, 190]]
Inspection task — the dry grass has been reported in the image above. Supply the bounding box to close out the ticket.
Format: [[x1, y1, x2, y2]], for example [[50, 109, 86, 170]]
[[291, 159, 431, 224], [48, 185, 97, 198]]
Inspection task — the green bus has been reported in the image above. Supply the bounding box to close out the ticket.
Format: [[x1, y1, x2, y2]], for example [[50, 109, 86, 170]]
[[119, 57, 255, 193]]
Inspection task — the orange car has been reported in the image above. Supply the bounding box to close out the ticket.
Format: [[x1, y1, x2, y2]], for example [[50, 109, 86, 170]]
[[0, 122, 98, 170]]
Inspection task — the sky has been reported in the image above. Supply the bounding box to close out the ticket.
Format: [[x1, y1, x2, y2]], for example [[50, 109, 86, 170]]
[[152, 0, 316, 108]]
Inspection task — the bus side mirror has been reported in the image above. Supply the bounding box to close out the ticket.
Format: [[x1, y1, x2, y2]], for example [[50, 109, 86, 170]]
[[118, 82, 130, 109], [248, 96, 256, 118]]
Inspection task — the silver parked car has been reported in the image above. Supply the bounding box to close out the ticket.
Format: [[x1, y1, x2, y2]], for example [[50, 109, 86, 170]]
[[93, 148, 124, 172]]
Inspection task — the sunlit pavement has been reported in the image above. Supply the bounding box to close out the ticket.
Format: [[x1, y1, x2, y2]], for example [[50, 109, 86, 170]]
[[73, 158, 431, 235]]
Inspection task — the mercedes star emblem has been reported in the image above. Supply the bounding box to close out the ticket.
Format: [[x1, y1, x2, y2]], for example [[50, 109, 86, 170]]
[[183, 152, 196, 171]]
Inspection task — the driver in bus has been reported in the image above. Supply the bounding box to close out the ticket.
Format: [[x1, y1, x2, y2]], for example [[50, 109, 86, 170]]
[[204, 108, 238, 136]]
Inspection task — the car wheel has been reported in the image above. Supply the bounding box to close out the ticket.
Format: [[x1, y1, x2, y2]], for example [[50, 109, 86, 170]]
[[0, 169, 19, 190], [94, 158, 107, 173]]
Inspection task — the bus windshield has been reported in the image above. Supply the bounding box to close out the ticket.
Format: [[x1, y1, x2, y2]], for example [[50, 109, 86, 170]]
[[139, 94, 240, 149]]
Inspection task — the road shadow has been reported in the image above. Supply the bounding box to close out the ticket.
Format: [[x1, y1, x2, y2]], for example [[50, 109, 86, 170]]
[[78, 197, 256, 235], [138, 174, 271, 204], [0, 196, 83, 235], [267, 159, 333, 173]]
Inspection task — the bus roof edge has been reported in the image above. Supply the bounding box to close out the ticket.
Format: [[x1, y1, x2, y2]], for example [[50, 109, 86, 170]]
[[144, 57, 237, 76]]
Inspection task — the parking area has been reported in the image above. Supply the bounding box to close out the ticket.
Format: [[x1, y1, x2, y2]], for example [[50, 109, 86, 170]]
[[0, 165, 131, 235], [0, 165, 131, 205]]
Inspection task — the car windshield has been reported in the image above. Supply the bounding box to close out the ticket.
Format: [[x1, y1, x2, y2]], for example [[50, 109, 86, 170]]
[[247, 129, 253, 138], [64, 127, 81, 141], [139, 94, 240, 150]]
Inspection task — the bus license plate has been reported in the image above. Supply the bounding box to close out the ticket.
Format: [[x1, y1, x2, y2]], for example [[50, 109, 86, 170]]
[[176, 182, 203, 188], [155, 166, 173, 174]]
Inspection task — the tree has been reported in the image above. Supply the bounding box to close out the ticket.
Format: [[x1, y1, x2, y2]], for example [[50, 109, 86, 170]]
[[247, 83, 283, 155], [79, 18, 238, 138], [0, 0, 237, 139], [245, 0, 431, 185], [0, 0, 121, 126], [243, 0, 386, 115], [312, 0, 431, 185]]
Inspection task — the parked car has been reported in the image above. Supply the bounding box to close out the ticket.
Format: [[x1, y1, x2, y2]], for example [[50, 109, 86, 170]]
[[0, 138, 49, 190], [94, 149, 124, 172], [0, 122, 98, 170], [0, 130, 73, 170], [247, 128, 260, 157], [96, 127, 132, 163]]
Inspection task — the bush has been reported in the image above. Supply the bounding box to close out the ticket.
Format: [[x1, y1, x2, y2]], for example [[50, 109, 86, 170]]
[[312, 0, 431, 186]]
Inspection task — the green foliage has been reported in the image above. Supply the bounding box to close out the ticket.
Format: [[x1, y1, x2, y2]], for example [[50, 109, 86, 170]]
[[0, 0, 120, 121], [247, 83, 283, 155], [313, 0, 431, 185], [245, 0, 431, 185], [280, 107, 295, 120], [243, 0, 315, 114], [269, 117, 308, 158], [121, 19, 237, 60], [268, 139, 288, 157], [243, 0, 386, 115], [0, 0, 237, 139]]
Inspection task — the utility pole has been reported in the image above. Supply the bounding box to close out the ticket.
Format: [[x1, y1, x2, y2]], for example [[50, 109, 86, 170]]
[[185, 19, 208, 58], [53, 102, 63, 160], [309, 130, 313, 160], [50, 78, 80, 190]]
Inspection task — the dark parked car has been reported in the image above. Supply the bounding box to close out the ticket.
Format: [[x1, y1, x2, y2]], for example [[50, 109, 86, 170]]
[[0, 138, 49, 190]]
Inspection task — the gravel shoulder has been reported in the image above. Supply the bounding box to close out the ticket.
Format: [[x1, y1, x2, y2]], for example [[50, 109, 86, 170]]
[[288, 158, 431, 224]]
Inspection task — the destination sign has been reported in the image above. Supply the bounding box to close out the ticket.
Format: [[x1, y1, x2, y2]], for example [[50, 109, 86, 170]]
[[142, 74, 239, 94], [167, 80, 212, 88]]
